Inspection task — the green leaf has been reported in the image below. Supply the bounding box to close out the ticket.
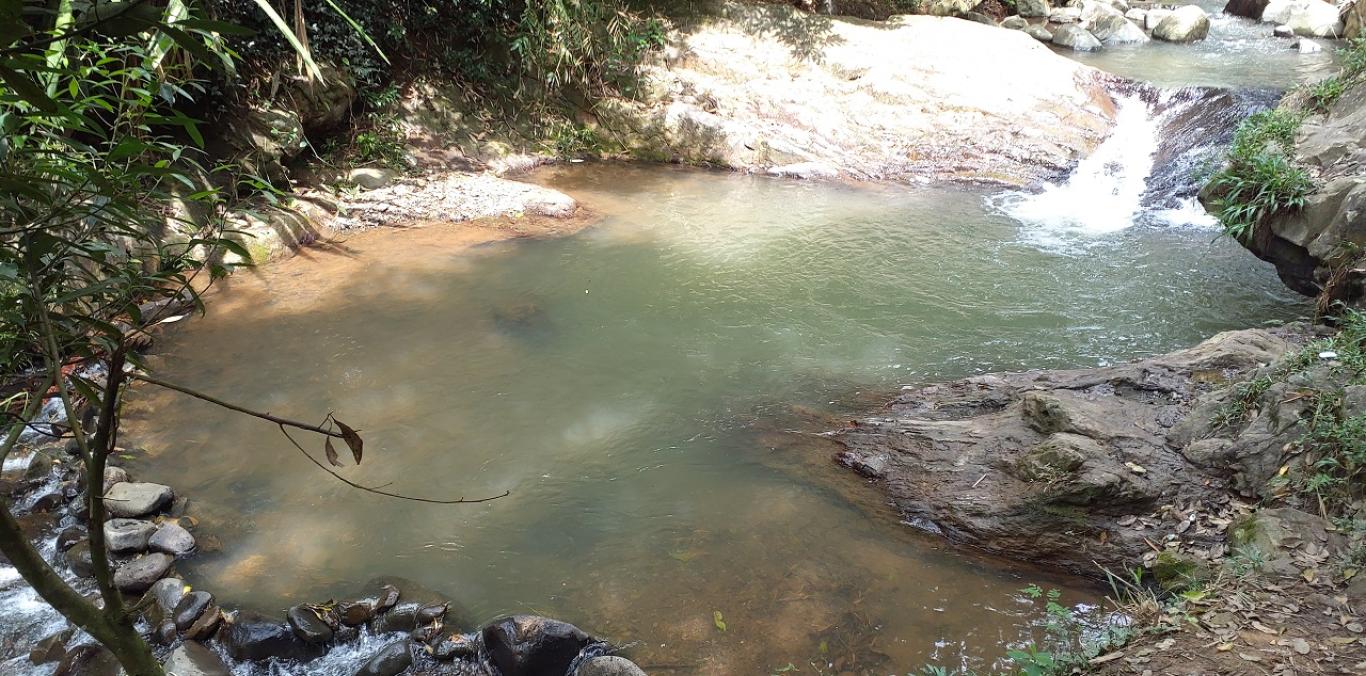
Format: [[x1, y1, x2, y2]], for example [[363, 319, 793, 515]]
[[0, 61, 59, 112], [712, 610, 726, 632]]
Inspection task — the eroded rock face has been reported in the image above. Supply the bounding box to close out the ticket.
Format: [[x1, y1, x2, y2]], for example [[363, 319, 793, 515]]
[[597, 2, 1116, 186], [830, 326, 1307, 574]]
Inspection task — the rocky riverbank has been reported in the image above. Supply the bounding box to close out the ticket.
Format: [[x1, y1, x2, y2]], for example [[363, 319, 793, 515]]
[[1, 443, 648, 676], [826, 323, 1366, 673]]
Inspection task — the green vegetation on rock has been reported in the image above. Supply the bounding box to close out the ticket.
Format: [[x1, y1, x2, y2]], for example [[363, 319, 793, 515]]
[[1206, 109, 1312, 243]]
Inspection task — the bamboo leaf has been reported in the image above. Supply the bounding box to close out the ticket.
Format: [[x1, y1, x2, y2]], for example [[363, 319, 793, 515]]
[[248, 0, 323, 81]]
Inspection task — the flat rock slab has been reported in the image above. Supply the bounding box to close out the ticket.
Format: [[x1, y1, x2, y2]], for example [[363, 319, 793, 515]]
[[104, 482, 172, 517], [597, 3, 1117, 186], [113, 552, 173, 593]]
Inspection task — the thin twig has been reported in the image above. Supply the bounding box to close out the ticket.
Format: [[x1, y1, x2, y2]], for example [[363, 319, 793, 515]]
[[129, 372, 345, 438], [277, 425, 508, 504]]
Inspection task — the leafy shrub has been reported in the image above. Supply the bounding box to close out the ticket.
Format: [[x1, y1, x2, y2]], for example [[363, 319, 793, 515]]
[[1310, 76, 1346, 112], [1207, 110, 1312, 242]]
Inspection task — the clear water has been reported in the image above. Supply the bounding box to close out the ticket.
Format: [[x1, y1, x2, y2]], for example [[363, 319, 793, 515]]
[[1062, 0, 1339, 89], [109, 162, 1306, 674]]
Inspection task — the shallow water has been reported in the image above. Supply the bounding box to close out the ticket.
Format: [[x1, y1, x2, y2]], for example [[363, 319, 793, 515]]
[[1060, 0, 1338, 89], [111, 162, 1306, 674]]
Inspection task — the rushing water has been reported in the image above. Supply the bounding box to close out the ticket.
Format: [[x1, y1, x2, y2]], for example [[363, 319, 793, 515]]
[[1062, 0, 1338, 88], [100, 157, 1306, 674]]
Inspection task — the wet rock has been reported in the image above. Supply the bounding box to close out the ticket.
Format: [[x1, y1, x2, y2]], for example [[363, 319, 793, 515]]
[[149, 576, 186, 615], [54, 644, 120, 676], [1274, 23, 1295, 37], [767, 161, 839, 180], [1224, 0, 1270, 20], [30, 490, 64, 512], [164, 640, 232, 676], [288, 604, 336, 644], [175, 591, 215, 631], [481, 615, 593, 676], [364, 576, 462, 633], [577, 656, 648, 676], [63, 540, 94, 578], [373, 601, 448, 634], [104, 481, 172, 517], [221, 611, 326, 662], [354, 639, 413, 676], [431, 633, 478, 661], [104, 518, 156, 553], [155, 619, 178, 645], [1153, 5, 1210, 42], [1001, 16, 1028, 30], [961, 11, 997, 24], [148, 521, 196, 556], [24, 451, 56, 481], [55, 525, 85, 551], [113, 552, 172, 593], [184, 604, 223, 641], [1051, 24, 1103, 51], [339, 599, 374, 626], [28, 628, 73, 664], [1024, 24, 1054, 41]]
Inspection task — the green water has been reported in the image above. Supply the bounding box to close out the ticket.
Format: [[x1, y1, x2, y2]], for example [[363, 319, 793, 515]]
[[125, 164, 1305, 673]]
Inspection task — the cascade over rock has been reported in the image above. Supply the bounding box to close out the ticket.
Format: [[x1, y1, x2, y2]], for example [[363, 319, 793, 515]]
[[597, 2, 1117, 186]]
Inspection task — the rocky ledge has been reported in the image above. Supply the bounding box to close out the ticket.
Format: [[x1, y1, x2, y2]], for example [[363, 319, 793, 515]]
[[594, 1, 1118, 186], [828, 323, 1366, 672], [831, 326, 1311, 574]]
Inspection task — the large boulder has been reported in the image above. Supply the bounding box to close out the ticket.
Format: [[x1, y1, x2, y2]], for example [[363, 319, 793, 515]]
[[1101, 18, 1151, 44], [597, 2, 1116, 186], [1051, 24, 1105, 50], [481, 615, 594, 676], [354, 640, 413, 676], [828, 326, 1308, 575], [1262, 0, 1344, 37], [1153, 5, 1211, 42]]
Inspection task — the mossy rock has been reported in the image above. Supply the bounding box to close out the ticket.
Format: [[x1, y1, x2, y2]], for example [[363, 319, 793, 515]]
[[1013, 433, 1099, 482], [1152, 550, 1212, 592]]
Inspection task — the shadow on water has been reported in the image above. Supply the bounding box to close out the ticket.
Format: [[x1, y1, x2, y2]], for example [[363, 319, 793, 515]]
[[119, 163, 1304, 674]]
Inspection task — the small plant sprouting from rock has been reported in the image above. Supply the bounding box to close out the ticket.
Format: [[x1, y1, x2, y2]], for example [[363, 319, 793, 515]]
[[1206, 109, 1313, 243], [1309, 76, 1346, 112]]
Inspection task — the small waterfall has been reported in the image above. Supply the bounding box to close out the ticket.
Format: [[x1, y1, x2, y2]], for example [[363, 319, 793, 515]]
[[992, 84, 1280, 250]]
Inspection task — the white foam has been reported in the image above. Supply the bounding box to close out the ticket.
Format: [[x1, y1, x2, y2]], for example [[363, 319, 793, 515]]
[[992, 96, 1160, 250]]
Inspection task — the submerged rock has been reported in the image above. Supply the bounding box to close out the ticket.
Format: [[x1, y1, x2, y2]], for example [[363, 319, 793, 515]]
[[577, 656, 648, 676], [163, 641, 232, 676], [482, 615, 593, 676]]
